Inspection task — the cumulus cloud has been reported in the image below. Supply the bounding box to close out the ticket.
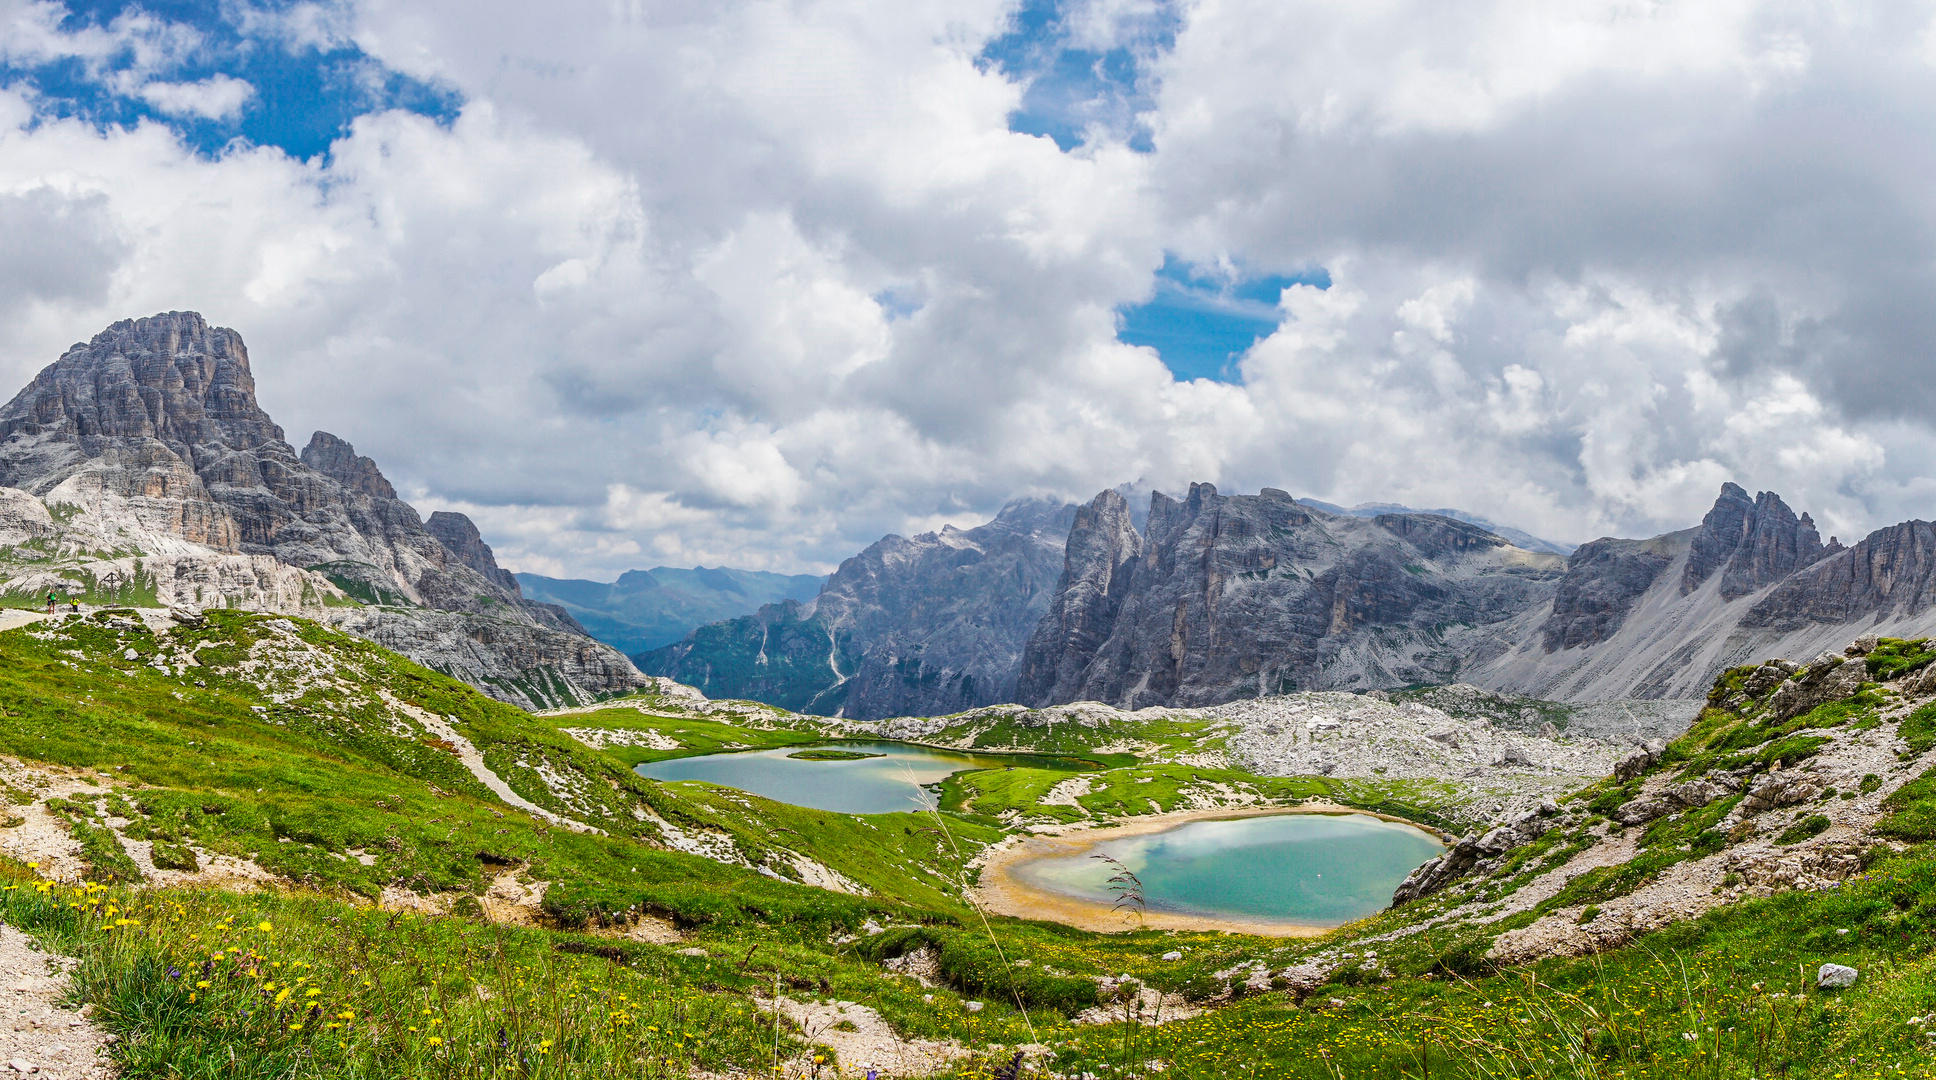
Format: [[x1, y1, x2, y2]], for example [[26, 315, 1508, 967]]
[[137, 74, 253, 119], [0, 0, 1932, 578]]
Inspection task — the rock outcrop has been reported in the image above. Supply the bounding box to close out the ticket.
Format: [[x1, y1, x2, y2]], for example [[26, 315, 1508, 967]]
[[0, 312, 644, 709], [300, 430, 397, 500], [641, 499, 1077, 719], [1014, 484, 1566, 710]]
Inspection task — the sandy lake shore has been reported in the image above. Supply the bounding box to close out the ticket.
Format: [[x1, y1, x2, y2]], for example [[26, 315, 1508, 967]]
[[971, 802, 1445, 936]]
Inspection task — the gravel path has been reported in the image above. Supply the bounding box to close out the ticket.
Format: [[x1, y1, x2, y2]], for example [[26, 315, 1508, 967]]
[[0, 923, 112, 1078]]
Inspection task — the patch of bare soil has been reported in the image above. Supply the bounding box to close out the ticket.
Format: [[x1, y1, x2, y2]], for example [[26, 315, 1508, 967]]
[[591, 916, 684, 945], [760, 996, 970, 1078], [478, 871, 548, 926], [1074, 977, 1203, 1026]]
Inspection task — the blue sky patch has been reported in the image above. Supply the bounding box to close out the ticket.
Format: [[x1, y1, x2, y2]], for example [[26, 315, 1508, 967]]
[[872, 287, 924, 321], [4, 1, 459, 161], [979, 0, 1181, 151], [1118, 256, 1330, 382]]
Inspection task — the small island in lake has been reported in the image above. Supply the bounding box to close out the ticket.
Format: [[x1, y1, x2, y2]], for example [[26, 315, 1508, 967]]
[[785, 748, 887, 761]]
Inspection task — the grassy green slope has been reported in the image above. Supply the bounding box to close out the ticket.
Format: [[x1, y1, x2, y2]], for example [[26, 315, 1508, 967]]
[[0, 614, 1933, 1077]]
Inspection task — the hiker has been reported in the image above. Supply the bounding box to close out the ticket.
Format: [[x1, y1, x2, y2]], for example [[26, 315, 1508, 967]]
[[44, 591, 54, 615], [68, 599, 78, 614]]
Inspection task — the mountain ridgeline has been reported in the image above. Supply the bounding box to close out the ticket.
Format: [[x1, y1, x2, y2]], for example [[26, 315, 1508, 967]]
[[516, 567, 824, 657], [651, 480, 1936, 720], [0, 312, 645, 709], [1015, 485, 1566, 708], [23, 313, 1936, 723], [638, 499, 1077, 718]]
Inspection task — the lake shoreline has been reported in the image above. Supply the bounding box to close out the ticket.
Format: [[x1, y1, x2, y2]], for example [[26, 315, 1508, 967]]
[[972, 803, 1442, 937]]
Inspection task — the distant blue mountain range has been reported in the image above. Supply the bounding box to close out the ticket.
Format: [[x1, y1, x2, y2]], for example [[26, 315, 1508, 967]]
[[515, 567, 825, 657], [1297, 500, 1575, 555]]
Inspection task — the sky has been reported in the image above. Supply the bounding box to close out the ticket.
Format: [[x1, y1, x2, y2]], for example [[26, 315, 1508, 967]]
[[2, 0, 1935, 578]]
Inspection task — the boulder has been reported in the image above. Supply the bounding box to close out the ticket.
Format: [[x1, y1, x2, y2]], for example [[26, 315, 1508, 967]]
[[1613, 795, 1675, 826], [1817, 963, 1858, 989], [1738, 771, 1822, 816], [1614, 739, 1666, 781], [1666, 777, 1738, 808], [1765, 655, 1864, 722]]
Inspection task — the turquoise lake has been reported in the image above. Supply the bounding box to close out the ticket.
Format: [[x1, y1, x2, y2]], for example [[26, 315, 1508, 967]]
[[1012, 813, 1446, 926], [633, 742, 1034, 814]]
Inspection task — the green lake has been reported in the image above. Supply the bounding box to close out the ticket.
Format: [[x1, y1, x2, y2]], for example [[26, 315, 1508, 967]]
[[634, 742, 1060, 814], [1013, 813, 1446, 926]]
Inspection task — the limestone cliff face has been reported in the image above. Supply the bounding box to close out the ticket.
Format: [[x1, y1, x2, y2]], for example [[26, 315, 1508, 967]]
[[425, 510, 519, 593], [0, 313, 481, 609], [0, 313, 641, 709], [1742, 521, 1936, 632], [1014, 489, 1142, 706], [1016, 484, 1567, 709], [1679, 483, 1829, 600], [642, 498, 1078, 719]]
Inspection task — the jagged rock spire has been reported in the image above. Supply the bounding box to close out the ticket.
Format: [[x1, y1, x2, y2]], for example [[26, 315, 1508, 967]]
[[1681, 483, 1828, 599], [302, 432, 398, 500]]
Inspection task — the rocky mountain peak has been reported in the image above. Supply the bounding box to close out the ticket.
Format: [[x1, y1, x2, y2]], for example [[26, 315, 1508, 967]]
[[301, 432, 398, 500], [7, 311, 280, 447], [1681, 483, 1827, 599], [0, 313, 644, 709], [1016, 484, 1559, 710], [1014, 488, 1144, 706], [426, 510, 519, 593]]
